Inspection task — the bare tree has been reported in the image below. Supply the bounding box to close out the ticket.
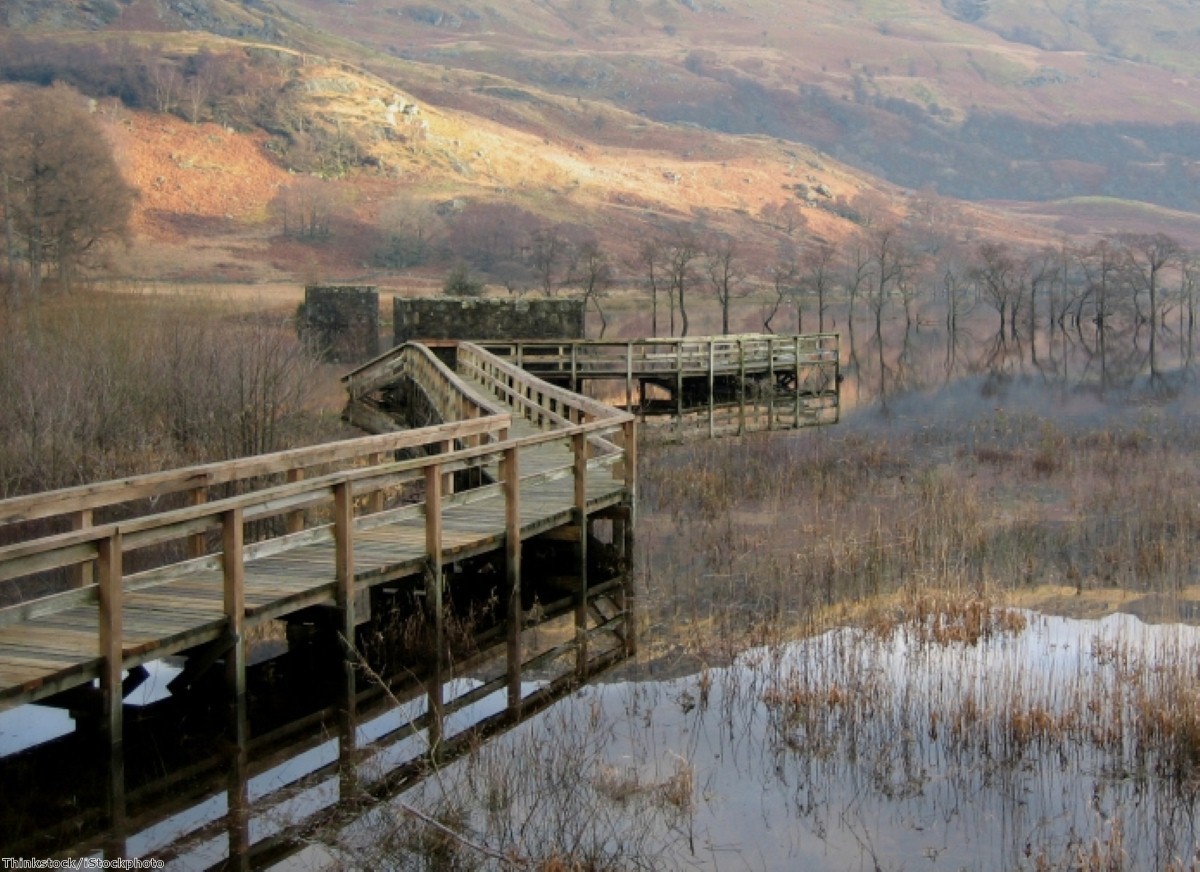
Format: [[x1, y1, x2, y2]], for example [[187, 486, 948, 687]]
[[149, 61, 181, 115], [1119, 232, 1179, 379], [761, 200, 806, 237], [763, 243, 799, 334], [529, 225, 568, 296], [704, 234, 746, 335], [936, 246, 977, 379], [1119, 232, 1179, 330], [636, 237, 666, 337], [445, 201, 538, 272], [1179, 253, 1198, 365], [971, 241, 1027, 337], [568, 239, 614, 337], [864, 225, 908, 338], [0, 84, 135, 297], [666, 228, 701, 337], [376, 193, 441, 268], [271, 177, 340, 240], [802, 241, 838, 334], [1077, 238, 1123, 330]]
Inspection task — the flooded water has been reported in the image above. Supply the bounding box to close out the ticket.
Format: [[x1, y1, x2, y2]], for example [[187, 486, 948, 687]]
[[311, 609, 1200, 870]]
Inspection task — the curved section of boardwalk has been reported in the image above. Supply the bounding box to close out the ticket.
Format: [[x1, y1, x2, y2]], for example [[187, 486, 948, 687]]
[[0, 341, 635, 716]]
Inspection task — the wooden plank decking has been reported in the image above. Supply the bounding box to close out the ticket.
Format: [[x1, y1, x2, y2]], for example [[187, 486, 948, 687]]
[[0, 466, 623, 706]]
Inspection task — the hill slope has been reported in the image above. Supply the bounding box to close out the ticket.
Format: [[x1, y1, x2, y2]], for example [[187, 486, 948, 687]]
[[6, 0, 1200, 287]]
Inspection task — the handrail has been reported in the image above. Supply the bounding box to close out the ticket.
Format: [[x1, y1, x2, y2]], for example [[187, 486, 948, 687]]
[[457, 342, 626, 425], [479, 334, 840, 379], [0, 415, 510, 529], [0, 413, 631, 628]]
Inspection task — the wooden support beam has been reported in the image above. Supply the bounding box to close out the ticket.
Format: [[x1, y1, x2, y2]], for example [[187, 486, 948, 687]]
[[675, 343, 684, 426], [793, 335, 802, 428], [423, 463, 444, 750], [708, 340, 716, 439], [97, 531, 123, 751], [573, 433, 589, 679], [767, 337, 776, 431], [334, 480, 356, 654], [618, 514, 637, 658], [226, 698, 250, 872], [103, 737, 127, 862], [738, 339, 746, 436], [339, 639, 359, 808], [503, 446, 521, 717], [625, 342, 634, 413], [222, 508, 246, 703], [623, 419, 637, 501]]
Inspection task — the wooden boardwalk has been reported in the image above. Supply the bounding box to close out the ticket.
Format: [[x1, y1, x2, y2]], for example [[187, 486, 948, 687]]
[[0, 332, 840, 867], [477, 333, 841, 434], [0, 341, 635, 739]]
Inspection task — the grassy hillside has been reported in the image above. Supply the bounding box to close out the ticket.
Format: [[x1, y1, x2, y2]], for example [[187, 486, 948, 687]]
[[6, 0, 1200, 287]]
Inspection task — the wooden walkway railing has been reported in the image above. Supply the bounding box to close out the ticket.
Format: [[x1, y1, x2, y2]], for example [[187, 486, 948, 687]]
[[480, 333, 840, 434], [0, 342, 636, 754]]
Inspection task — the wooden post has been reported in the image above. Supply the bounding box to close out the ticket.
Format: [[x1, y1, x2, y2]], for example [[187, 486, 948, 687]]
[[333, 479, 356, 665], [188, 487, 207, 558], [98, 529, 125, 856], [97, 531, 123, 751], [793, 335, 802, 428], [767, 337, 776, 431], [226, 693, 250, 872], [737, 339, 746, 436], [707, 340, 716, 439], [573, 433, 589, 679], [674, 342, 684, 427], [333, 478, 359, 779], [625, 342, 634, 412], [622, 419, 637, 501], [103, 737, 127, 862], [366, 453, 384, 514], [440, 439, 454, 498], [833, 334, 842, 424], [571, 343, 579, 394], [503, 446, 521, 716], [222, 508, 246, 703], [423, 463, 444, 749], [286, 469, 306, 534], [618, 507, 637, 658], [70, 509, 93, 588]]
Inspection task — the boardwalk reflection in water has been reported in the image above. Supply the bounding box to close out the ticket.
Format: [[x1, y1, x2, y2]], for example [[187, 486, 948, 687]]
[[0, 580, 631, 869]]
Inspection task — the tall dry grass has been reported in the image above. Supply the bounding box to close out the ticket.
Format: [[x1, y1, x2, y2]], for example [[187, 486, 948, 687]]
[[0, 291, 343, 497], [636, 391, 1200, 662]]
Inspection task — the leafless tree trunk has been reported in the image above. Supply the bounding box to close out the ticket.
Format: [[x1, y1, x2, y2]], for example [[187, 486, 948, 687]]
[[636, 239, 664, 337], [667, 230, 700, 338], [704, 234, 744, 335]]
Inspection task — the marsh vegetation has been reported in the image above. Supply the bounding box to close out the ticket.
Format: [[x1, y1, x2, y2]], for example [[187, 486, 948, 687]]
[[3, 282, 1200, 869]]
